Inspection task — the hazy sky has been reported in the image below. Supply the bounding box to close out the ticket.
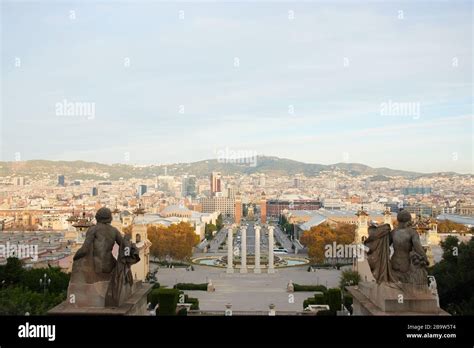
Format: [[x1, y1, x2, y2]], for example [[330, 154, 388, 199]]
[[1, 1, 472, 173]]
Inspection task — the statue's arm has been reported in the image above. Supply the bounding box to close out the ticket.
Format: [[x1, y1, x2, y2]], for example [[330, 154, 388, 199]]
[[411, 231, 427, 258], [115, 228, 125, 246], [73, 227, 95, 260]]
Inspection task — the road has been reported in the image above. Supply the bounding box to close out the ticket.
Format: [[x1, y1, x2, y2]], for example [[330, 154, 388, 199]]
[[208, 225, 229, 253]]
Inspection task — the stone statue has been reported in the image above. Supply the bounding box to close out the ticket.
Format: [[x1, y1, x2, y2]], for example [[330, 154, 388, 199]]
[[347, 210, 446, 315], [364, 210, 428, 287], [105, 234, 140, 307], [287, 280, 294, 292], [364, 223, 396, 283], [391, 210, 429, 286], [68, 207, 140, 307]]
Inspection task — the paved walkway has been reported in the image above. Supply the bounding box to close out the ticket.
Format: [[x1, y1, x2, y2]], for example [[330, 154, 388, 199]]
[[153, 264, 341, 311]]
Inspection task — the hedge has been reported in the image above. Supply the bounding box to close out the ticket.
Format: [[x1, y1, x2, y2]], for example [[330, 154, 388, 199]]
[[316, 309, 334, 316], [147, 288, 180, 315], [174, 283, 207, 291], [314, 292, 326, 304], [293, 284, 327, 292], [185, 295, 200, 310], [303, 297, 316, 309], [343, 294, 353, 314], [326, 288, 342, 313]]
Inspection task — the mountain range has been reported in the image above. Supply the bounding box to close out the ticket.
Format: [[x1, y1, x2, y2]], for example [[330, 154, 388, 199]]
[[0, 156, 466, 181]]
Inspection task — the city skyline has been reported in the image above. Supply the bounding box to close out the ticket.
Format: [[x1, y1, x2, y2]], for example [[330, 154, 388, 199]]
[[1, 1, 472, 173]]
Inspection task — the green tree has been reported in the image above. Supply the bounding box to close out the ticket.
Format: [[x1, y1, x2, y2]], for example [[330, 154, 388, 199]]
[[0, 257, 24, 284], [339, 270, 360, 291], [430, 237, 474, 315], [205, 223, 217, 240], [216, 214, 223, 231]]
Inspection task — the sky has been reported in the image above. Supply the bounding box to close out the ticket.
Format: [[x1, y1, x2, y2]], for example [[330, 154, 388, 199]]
[[1, 0, 473, 173]]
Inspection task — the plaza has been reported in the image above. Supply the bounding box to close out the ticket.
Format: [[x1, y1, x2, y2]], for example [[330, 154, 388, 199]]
[[152, 264, 342, 312], [151, 221, 343, 313]]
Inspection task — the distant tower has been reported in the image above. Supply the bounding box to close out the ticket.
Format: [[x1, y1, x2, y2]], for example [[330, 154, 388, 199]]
[[58, 175, 65, 186], [260, 191, 267, 224], [72, 206, 93, 243], [210, 172, 222, 197], [355, 207, 369, 243], [383, 207, 393, 228], [137, 185, 147, 197], [65, 208, 78, 232], [235, 192, 242, 224]]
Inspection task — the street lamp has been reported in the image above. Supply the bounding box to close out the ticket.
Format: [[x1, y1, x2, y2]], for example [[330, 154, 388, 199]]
[[39, 273, 51, 294]]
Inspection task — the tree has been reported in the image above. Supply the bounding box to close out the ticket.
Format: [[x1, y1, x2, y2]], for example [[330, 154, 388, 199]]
[[430, 237, 474, 315], [0, 257, 24, 284], [205, 223, 217, 240], [339, 270, 360, 291], [300, 223, 355, 264], [216, 214, 223, 231], [437, 220, 469, 234], [0, 257, 69, 315], [148, 222, 199, 261]]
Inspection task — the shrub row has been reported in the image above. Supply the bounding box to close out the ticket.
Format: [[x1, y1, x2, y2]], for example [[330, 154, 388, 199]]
[[293, 284, 328, 292], [147, 288, 179, 315], [302, 287, 343, 315], [173, 283, 207, 291]]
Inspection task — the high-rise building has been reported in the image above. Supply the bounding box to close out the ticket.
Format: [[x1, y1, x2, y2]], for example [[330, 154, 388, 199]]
[[227, 186, 236, 199], [58, 175, 65, 186], [235, 192, 242, 224], [199, 197, 236, 217], [138, 185, 147, 197], [182, 175, 197, 198], [91, 187, 98, 196], [210, 172, 222, 197], [260, 191, 267, 224], [293, 178, 300, 188], [13, 177, 25, 186]]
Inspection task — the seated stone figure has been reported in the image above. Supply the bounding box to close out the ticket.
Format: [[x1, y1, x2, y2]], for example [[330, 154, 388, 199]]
[[68, 207, 140, 307], [390, 210, 429, 287], [364, 210, 429, 287]]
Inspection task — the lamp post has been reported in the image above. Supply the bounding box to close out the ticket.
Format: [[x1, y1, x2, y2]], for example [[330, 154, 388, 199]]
[[39, 273, 51, 295]]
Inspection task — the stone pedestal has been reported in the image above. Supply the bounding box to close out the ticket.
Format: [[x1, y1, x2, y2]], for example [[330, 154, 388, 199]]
[[48, 282, 152, 316], [268, 226, 275, 274], [347, 281, 449, 316], [226, 227, 234, 274], [254, 226, 261, 273], [240, 226, 247, 273]]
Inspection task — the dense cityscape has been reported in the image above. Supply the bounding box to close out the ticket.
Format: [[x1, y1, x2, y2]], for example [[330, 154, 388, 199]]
[[0, 156, 472, 317], [1, 0, 472, 345]]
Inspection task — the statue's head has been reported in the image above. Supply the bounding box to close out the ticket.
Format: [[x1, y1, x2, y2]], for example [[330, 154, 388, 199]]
[[96, 207, 113, 224], [397, 210, 412, 224]]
